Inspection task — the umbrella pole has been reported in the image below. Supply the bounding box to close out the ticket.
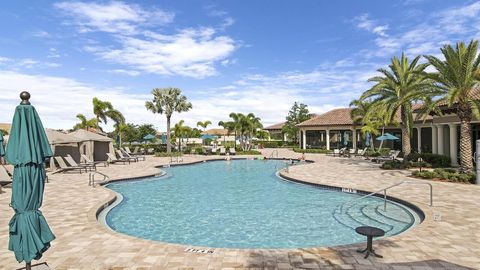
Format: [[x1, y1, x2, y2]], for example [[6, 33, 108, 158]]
[[26, 262, 31, 270]]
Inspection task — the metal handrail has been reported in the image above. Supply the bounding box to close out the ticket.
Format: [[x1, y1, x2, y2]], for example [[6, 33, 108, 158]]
[[269, 150, 279, 158], [89, 171, 110, 187], [339, 180, 433, 213]]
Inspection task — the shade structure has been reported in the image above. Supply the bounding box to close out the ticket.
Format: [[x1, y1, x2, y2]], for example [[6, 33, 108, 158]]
[[376, 133, 399, 141], [143, 134, 156, 141], [5, 92, 55, 265], [0, 131, 5, 157]]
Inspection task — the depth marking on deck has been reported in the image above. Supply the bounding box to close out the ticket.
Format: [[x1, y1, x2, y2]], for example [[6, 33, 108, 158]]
[[342, 188, 357, 194], [184, 247, 215, 254]]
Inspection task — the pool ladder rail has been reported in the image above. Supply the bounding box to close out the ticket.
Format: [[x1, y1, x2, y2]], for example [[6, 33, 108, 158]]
[[337, 180, 433, 215], [89, 171, 110, 187], [269, 150, 279, 159]]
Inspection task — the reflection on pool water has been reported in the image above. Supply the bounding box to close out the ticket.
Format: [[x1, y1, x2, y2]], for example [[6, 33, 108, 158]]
[[105, 159, 419, 249]]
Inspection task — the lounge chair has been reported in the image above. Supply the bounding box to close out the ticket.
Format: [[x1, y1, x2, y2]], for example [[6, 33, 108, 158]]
[[0, 165, 12, 193], [229, 148, 236, 155], [81, 154, 108, 167], [65, 155, 96, 171], [122, 148, 145, 161], [116, 150, 138, 162], [339, 147, 347, 157], [106, 153, 129, 165], [202, 148, 208, 155], [54, 156, 87, 174], [346, 148, 356, 157], [355, 148, 367, 157], [132, 146, 140, 155], [211, 148, 218, 155], [219, 147, 226, 155], [375, 150, 401, 163], [332, 149, 341, 157]]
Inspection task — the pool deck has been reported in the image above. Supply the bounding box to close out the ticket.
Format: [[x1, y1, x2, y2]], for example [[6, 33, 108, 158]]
[[0, 149, 479, 269]]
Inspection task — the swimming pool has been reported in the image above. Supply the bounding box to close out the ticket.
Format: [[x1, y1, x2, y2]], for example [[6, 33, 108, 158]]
[[104, 159, 420, 249]]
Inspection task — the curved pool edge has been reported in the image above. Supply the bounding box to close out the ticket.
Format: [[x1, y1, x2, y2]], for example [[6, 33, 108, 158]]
[[91, 157, 426, 252]]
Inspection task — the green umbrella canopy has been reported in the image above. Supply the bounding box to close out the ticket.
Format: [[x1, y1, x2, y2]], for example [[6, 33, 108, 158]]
[[5, 92, 55, 264], [0, 131, 5, 157]]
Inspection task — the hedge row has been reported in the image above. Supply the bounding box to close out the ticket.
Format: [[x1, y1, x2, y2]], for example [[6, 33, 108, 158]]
[[412, 168, 475, 183]]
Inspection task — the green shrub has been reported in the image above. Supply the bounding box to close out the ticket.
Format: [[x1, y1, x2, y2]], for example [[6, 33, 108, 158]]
[[410, 161, 432, 168], [293, 148, 332, 154], [406, 153, 451, 168], [412, 168, 475, 183], [381, 160, 410, 170]]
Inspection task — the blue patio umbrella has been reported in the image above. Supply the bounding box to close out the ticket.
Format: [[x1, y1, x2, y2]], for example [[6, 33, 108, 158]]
[[365, 132, 371, 146], [160, 134, 167, 144], [376, 133, 399, 141], [343, 132, 349, 146], [200, 134, 217, 140], [5, 92, 55, 269], [143, 134, 156, 141]]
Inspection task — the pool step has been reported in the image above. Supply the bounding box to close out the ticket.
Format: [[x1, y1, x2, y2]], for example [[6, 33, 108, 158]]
[[332, 201, 414, 235]]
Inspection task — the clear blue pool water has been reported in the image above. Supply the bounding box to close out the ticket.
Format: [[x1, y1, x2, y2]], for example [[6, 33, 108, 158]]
[[105, 159, 418, 249]]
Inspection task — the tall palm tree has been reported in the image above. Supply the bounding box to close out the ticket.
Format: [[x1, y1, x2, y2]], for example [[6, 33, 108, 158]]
[[173, 120, 188, 151], [424, 40, 480, 172], [145, 88, 192, 153], [73, 114, 98, 131], [361, 53, 433, 157], [218, 120, 235, 145], [108, 109, 126, 146], [196, 120, 212, 132], [92, 97, 113, 129], [228, 113, 263, 151]]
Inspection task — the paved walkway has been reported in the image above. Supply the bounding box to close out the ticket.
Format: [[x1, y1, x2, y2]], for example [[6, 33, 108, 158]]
[[0, 149, 479, 269]]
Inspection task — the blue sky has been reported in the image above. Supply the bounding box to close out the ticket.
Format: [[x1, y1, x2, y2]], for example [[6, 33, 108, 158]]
[[0, 0, 479, 131]]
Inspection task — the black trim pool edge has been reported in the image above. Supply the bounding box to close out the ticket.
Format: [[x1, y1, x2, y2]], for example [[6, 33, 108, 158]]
[[95, 158, 425, 225]]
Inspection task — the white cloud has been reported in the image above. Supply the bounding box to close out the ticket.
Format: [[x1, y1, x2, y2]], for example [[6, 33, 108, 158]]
[[0, 57, 61, 69], [353, 14, 389, 37], [55, 1, 237, 78], [89, 28, 236, 78], [107, 69, 141, 76], [54, 1, 174, 34]]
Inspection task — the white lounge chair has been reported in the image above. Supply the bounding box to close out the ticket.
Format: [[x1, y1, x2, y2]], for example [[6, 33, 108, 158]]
[[332, 149, 341, 157], [81, 154, 108, 167], [0, 165, 12, 193], [65, 155, 96, 171], [355, 148, 367, 157], [219, 147, 226, 155], [54, 156, 86, 174], [106, 153, 129, 165], [229, 148, 236, 155], [122, 148, 145, 161], [376, 150, 401, 163], [116, 150, 138, 162]]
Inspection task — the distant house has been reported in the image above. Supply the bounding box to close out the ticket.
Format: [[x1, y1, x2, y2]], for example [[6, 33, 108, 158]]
[[263, 122, 286, 141]]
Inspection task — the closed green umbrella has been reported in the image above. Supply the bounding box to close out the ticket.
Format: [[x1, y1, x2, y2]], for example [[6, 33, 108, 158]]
[[5, 92, 55, 269]]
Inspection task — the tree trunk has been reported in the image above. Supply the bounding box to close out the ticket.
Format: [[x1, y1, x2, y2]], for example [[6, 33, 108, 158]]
[[379, 127, 385, 150], [458, 104, 473, 172], [400, 106, 411, 157], [166, 116, 171, 153]]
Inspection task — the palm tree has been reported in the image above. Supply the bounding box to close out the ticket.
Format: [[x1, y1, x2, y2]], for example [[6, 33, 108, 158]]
[[361, 53, 433, 157], [108, 109, 126, 146], [196, 120, 212, 132], [145, 88, 192, 153], [218, 120, 235, 145], [73, 114, 98, 131], [92, 97, 113, 129], [424, 40, 480, 172], [173, 120, 191, 151], [228, 113, 263, 151]]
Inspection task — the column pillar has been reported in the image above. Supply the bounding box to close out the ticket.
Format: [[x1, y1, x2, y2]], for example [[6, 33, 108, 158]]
[[417, 127, 422, 153], [283, 133, 287, 142], [352, 129, 357, 150], [437, 125, 444, 155], [298, 131, 302, 148], [326, 129, 330, 150], [448, 123, 458, 166], [432, 125, 437, 154], [302, 130, 306, 149]]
